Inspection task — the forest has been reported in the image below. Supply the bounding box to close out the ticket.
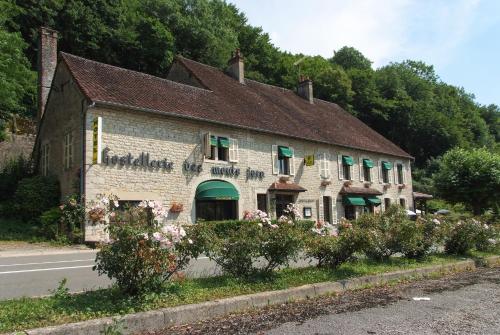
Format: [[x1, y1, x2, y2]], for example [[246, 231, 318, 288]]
[[0, 0, 499, 198]]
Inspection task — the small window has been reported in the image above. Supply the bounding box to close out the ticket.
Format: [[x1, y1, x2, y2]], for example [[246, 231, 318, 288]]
[[384, 198, 391, 210], [399, 198, 406, 208], [207, 135, 230, 162], [397, 164, 404, 184], [278, 146, 292, 175], [363, 165, 371, 182], [257, 194, 267, 213], [41, 143, 50, 176], [381, 161, 392, 184], [342, 155, 353, 180], [64, 132, 73, 169]]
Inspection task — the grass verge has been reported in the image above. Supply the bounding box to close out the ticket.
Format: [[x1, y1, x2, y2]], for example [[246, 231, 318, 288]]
[[0, 254, 473, 332]]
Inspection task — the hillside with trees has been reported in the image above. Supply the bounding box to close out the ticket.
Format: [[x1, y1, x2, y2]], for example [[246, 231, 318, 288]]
[[0, 0, 498, 209]]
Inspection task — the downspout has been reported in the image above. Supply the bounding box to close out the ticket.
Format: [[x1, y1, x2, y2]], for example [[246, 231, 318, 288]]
[[81, 100, 95, 200]]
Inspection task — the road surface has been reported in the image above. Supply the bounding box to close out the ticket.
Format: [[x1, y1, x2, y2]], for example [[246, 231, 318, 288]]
[[0, 250, 311, 300]]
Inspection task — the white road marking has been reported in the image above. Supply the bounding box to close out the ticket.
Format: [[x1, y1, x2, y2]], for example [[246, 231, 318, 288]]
[[0, 265, 93, 275], [0, 259, 95, 267]]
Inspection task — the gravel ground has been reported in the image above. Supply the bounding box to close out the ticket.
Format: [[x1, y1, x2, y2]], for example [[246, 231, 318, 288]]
[[146, 267, 500, 335]]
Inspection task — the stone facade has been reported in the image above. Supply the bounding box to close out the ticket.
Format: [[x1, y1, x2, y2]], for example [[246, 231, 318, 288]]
[[79, 105, 413, 240]]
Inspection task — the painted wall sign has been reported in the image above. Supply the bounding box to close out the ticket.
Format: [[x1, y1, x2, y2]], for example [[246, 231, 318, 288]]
[[304, 155, 314, 166], [211, 165, 240, 177], [183, 161, 203, 173], [246, 167, 265, 179], [102, 149, 173, 170], [92, 117, 102, 164], [298, 198, 316, 203]]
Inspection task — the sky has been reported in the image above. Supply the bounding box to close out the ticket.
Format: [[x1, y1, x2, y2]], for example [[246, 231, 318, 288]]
[[229, 0, 500, 106]]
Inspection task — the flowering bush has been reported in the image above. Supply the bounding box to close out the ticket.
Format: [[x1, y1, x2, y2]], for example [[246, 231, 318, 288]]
[[444, 218, 498, 255], [191, 205, 304, 278], [305, 220, 362, 268], [94, 200, 195, 294], [40, 195, 85, 243], [87, 194, 119, 224]]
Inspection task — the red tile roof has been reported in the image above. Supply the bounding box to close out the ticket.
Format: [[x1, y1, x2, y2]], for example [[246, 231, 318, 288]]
[[413, 192, 433, 199], [340, 186, 383, 195], [60, 52, 412, 158], [268, 182, 307, 192]]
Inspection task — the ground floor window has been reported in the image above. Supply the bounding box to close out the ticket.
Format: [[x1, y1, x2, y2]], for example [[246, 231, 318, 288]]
[[196, 200, 237, 221], [323, 196, 332, 223], [384, 198, 391, 210], [399, 198, 406, 208], [345, 205, 356, 220], [257, 193, 267, 213], [275, 194, 294, 218]]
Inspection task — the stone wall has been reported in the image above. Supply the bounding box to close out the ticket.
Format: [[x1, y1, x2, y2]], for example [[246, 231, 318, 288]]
[[83, 106, 414, 240], [0, 134, 35, 169]]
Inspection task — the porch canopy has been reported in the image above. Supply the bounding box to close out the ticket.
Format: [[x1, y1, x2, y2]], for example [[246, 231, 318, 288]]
[[340, 186, 383, 207], [196, 180, 239, 200]]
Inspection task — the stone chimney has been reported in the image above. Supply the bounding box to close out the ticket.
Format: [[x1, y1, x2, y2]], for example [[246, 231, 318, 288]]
[[297, 75, 313, 104], [227, 48, 244, 84], [37, 27, 58, 124]]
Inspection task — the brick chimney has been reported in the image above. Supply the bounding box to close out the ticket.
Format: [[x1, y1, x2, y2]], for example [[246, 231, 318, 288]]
[[297, 75, 313, 104], [227, 48, 244, 84], [37, 27, 58, 124]]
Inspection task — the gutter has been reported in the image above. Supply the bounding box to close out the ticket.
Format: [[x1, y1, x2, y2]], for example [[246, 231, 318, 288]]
[[92, 100, 414, 160]]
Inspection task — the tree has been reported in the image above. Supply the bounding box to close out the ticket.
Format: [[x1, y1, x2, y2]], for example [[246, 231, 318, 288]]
[[433, 147, 500, 215], [330, 46, 372, 71], [314, 65, 354, 112]]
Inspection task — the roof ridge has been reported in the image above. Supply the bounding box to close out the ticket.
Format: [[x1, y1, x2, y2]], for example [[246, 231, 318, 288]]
[[60, 52, 212, 93]]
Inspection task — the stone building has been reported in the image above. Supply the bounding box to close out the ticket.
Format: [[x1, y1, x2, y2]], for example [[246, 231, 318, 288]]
[[34, 28, 414, 241]]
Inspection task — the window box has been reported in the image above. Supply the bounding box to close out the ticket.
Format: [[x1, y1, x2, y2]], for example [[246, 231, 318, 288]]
[[170, 202, 184, 213], [343, 180, 353, 187], [321, 180, 331, 187], [279, 176, 290, 183], [398, 184, 406, 189]]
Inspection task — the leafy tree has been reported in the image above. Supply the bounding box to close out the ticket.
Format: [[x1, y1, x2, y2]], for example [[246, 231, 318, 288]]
[[314, 65, 354, 111], [433, 147, 500, 215], [330, 46, 372, 71]]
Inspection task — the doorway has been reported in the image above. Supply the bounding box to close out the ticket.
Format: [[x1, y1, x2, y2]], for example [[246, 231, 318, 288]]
[[275, 194, 294, 218], [323, 196, 332, 223]]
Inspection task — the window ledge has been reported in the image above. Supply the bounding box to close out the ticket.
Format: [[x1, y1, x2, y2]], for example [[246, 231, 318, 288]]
[[204, 159, 230, 165]]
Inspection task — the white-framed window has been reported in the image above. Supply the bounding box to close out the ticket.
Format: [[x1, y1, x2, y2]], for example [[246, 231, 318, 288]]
[[63, 132, 73, 169], [379, 160, 392, 184], [359, 157, 374, 182], [318, 152, 331, 179], [338, 154, 353, 180], [41, 143, 50, 176], [203, 133, 238, 162], [272, 145, 295, 176], [395, 162, 406, 185], [399, 197, 407, 209]]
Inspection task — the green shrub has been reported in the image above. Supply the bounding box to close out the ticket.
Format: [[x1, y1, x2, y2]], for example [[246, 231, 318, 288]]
[[474, 222, 499, 252], [59, 195, 85, 243], [305, 221, 363, 268], [444, 219, 483, 255], [94, 200, 195, 295], [392, 216, 440, 259], [40, 207, 62, 239], [0, 155, 33, 203], [13, 175, 60, 220], [190, 208, 305, 278]]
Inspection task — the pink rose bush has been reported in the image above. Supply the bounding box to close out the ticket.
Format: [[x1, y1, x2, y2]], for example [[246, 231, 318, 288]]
[[94, 199, 195, 294]]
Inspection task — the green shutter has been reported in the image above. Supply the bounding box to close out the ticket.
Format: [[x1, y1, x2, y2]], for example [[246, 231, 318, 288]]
[[363, 159, 374, 168], [278, 146, 293, 158], [343, 195, 366, 206], [210, 136, 217, 146], [365, 196, 381, 206], [218, 137, 229, 148], [342, 155, 354, 166], [196, 180, 239, 200], [382, 161, 392, 170]]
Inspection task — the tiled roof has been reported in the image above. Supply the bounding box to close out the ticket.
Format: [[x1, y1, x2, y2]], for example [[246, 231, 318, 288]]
[[413, 192, 433, 199], [268, 182, 307, 192], [60, 52, 412, 158], [340, 186, 383, 196]]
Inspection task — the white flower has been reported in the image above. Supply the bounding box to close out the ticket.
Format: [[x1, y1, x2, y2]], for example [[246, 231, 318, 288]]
[[113, 200, 119, 208], [188, 239, 193, 244], [270, 224, 278, 229], [433, 218, 441, 225], [148, 200, 156, 208]]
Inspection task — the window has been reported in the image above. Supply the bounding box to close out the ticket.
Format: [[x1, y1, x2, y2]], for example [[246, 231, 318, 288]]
[[399, 198, 406, 208], [340, 155, 353, 180], [257, 194, 267, 213], [41, 143, 50, 176], [323, 196, 332, 223], [397, 163, 404, 184], [205, 135, 238, 162], [319, 152, 330, 178], [384, 198, 391, 210], [362, 158, 373, 182], [381, 161, 392, 183], [278, 146, 292, 175], [64, 132, 73, 169]]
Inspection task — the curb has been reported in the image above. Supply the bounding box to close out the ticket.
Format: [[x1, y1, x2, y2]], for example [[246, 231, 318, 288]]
[[10, 257, 491, 335]]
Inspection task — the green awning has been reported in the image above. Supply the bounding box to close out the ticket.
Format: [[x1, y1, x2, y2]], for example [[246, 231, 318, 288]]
[[382, 161, 392, 170], [365, 196, 381, 206], [218, 137, 229, 148], [196, 180, 239, 200], [343, 195, 366, 206], [210, 135, 217, 146], [342, 155, 354, 166], [278, 146, 293, 158], [363, 159, 374, 168]]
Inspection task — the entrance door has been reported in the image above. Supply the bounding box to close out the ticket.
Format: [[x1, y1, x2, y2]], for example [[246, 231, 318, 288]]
[[196, 200, 237, 221], [275, 194, 294, 218], [345, 205, 356, 220], [323, 196, 331, 223]]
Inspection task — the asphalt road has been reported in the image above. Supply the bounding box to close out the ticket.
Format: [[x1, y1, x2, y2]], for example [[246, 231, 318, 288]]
[[265, 270, 500, 335], [0, 250, 311, 300]]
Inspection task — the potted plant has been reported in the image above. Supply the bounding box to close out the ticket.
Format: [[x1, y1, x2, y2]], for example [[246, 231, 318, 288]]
[[321, 180, 331, 187], [170, 201, 184, 213], [279, 176, 290, 183], [343, 180, 353, 187]]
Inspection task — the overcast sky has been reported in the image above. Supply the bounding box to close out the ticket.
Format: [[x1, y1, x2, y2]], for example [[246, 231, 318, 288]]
[[230, 0, 500, 106]]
